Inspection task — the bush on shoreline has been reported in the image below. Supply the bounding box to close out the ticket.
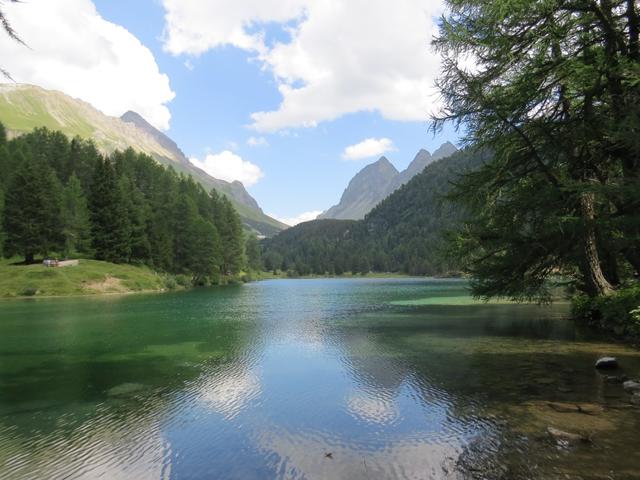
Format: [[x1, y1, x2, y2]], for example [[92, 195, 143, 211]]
[[572, 283, 640, 340]]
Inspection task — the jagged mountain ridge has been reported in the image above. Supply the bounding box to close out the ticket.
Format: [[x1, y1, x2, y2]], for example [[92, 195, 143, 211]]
[[319, 141, 458, 220], [120, 110, 262, 212], [0, 84, 285, 235], [320, 157, 399, 220]]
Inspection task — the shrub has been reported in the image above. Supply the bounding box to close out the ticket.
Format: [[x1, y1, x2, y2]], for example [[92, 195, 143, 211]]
[[572, 283, 640, 338], [164, 277, 178, 291], [175, 274, 192, 288]]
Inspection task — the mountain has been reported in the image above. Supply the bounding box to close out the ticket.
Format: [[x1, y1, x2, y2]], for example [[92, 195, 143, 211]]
[[320, 157, 398, 220], [0, 84, 286, 236], [120, 110, 261, 213], [263, 147, 487, 275], [320, 142, 459, 220]]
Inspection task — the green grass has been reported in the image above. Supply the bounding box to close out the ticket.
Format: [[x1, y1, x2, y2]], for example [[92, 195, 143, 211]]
[[0, 258, 169, 298]]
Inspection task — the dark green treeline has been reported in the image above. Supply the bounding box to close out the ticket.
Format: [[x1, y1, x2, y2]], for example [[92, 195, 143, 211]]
[[262, 148, 486, 276], [0, 123, 251, 284]]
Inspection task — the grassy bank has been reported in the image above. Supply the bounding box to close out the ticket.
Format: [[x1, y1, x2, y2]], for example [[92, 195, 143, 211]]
[[0, 258, 171, 298]]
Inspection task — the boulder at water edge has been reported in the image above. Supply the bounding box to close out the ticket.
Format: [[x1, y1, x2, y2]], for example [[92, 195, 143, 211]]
[[595, 357, 618, 369]]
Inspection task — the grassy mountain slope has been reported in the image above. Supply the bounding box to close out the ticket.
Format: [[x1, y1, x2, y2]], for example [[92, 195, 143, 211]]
[[0, 84, 286, 235]]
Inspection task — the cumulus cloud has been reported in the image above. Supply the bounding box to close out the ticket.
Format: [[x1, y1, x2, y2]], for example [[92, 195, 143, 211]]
[[160, 0, 446, 132], [0, 0, 175, 130], [190, 150, 264, 187], [247, 136, 269, 147], [342, 138, 395, 161], [268, 210, 322, 227]]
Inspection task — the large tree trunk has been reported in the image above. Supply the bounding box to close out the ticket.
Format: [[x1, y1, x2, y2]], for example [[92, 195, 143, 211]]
[[580, 192, 614, 297]]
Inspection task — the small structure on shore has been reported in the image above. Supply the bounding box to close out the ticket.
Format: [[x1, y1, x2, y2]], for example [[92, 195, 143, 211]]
[[43, 259, 79, 268]]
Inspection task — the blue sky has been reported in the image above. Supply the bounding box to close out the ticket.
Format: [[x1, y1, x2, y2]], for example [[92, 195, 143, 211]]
[[4, 0, 459, 224]]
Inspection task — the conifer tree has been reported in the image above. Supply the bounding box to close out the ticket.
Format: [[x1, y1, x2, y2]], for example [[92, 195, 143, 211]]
[[89, 158, 131, 263], [189, 219, 222, 284], [118, 175, 151, 263], [434, 0, 640, 300], [172, 193, 200, 274], [219, 196, 245, 275], [0, 146, 10, 188], [245, 234, 262, 271], [3, 152, 63, 263], [61, 174, 91, 257], [0, 186, 4, 258]]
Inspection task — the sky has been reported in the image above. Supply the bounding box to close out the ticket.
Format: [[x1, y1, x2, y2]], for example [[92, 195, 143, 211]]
[[1, 0, 459, 225]]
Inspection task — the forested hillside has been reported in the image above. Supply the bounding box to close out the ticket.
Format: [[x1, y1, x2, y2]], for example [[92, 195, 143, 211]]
[[262, 148, 486, 275], [0, 122, 251, 285], [0, 84, 286, 236]]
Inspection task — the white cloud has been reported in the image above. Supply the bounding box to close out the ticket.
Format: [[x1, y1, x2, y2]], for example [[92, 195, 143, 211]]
[[160, 0, 446, 132], [342, 137, 395, 161], [268, 210, 322, 227], [190, 150, 264, 187], [247, 136, 269, 147], [0, 0, 175, 130]]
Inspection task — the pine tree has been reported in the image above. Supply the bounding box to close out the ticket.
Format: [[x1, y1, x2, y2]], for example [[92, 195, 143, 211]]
[[61, 174, 91, 257], [219, 196, 245, 275], [245, 234, 262, 271], [89, 158, 131, 263], [0, 186, 4, 257], [0, 146, 10, 188], [172, 193, 200, 274], [3, 152, 64, 263], [118, 175, 151, 263], [189, 219, 222, 284]]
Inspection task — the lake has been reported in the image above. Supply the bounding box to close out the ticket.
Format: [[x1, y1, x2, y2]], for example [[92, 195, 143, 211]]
[[1, 278, 639, 479]]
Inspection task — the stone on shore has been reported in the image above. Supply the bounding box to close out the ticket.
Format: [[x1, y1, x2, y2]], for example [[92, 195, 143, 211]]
[[623, 380, 640, 393], [595, 357, 618, 369]]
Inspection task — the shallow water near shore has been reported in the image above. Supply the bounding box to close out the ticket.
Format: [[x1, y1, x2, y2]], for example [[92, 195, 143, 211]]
[[0, 278, 639, 479]]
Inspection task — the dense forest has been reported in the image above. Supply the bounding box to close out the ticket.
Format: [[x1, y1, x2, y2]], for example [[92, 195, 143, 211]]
[[262, 148, 486, 276], [0, 122, 259, 284]]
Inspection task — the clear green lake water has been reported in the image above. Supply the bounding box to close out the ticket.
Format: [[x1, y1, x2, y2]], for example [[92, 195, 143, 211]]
[[1, 278, 639, 479]]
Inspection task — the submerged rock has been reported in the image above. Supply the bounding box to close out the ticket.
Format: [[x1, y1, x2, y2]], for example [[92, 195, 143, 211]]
[[603, 374, 628, 384], [548, 402, 580, 413], [535, 377, 556, 385], [547, 427, 589, 445], [623, 380, 640, 393], [547, 402, 603, 415], [577, 403, 604, 415], [595, 357, 618, 369], [631, 393, 640, 406], [107, 382, 146, 397]]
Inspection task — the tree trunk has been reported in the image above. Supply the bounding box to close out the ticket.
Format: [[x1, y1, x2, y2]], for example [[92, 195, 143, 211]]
[[580, 192, 614, 297]]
